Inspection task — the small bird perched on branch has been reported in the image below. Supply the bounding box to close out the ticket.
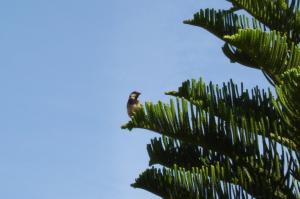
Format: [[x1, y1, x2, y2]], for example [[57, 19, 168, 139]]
[[127, 91, 142, 117]]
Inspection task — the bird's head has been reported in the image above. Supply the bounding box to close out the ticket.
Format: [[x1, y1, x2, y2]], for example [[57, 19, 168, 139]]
[[129, 91, 141, 99]]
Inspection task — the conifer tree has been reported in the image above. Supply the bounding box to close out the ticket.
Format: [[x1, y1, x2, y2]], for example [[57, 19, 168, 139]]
[[122, 0, 300, 198]]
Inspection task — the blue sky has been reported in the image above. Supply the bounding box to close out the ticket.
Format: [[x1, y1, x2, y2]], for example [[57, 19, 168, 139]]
[[0, 0, 270, 199]]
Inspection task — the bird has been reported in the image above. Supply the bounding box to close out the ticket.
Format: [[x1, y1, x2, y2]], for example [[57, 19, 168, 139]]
[[127, 91, 142, 117]]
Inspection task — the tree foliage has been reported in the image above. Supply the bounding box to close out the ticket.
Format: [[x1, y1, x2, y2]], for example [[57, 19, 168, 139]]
[[122, 0, 300, 198]]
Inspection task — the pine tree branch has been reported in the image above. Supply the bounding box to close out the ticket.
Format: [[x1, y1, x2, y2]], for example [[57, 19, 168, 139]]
[[277, 67, 300, 119], [224, 29, 300, 80], [133, 162, 297, 199], [147, 137, 226, 169], [147, 137, 297, 198], [122, 99, 262, 159], [227, 0, 300, 43], [132, 166, 238, 199], [274, 67, 300, 141], [165, 78, 296, 148], [183, 9, 253, 40], [184, 9, 285, 76], [222, 43, 259, 69]]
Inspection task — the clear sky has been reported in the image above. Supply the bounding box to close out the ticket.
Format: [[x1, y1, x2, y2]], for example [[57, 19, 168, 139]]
[[0, 0, 270, 199]]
